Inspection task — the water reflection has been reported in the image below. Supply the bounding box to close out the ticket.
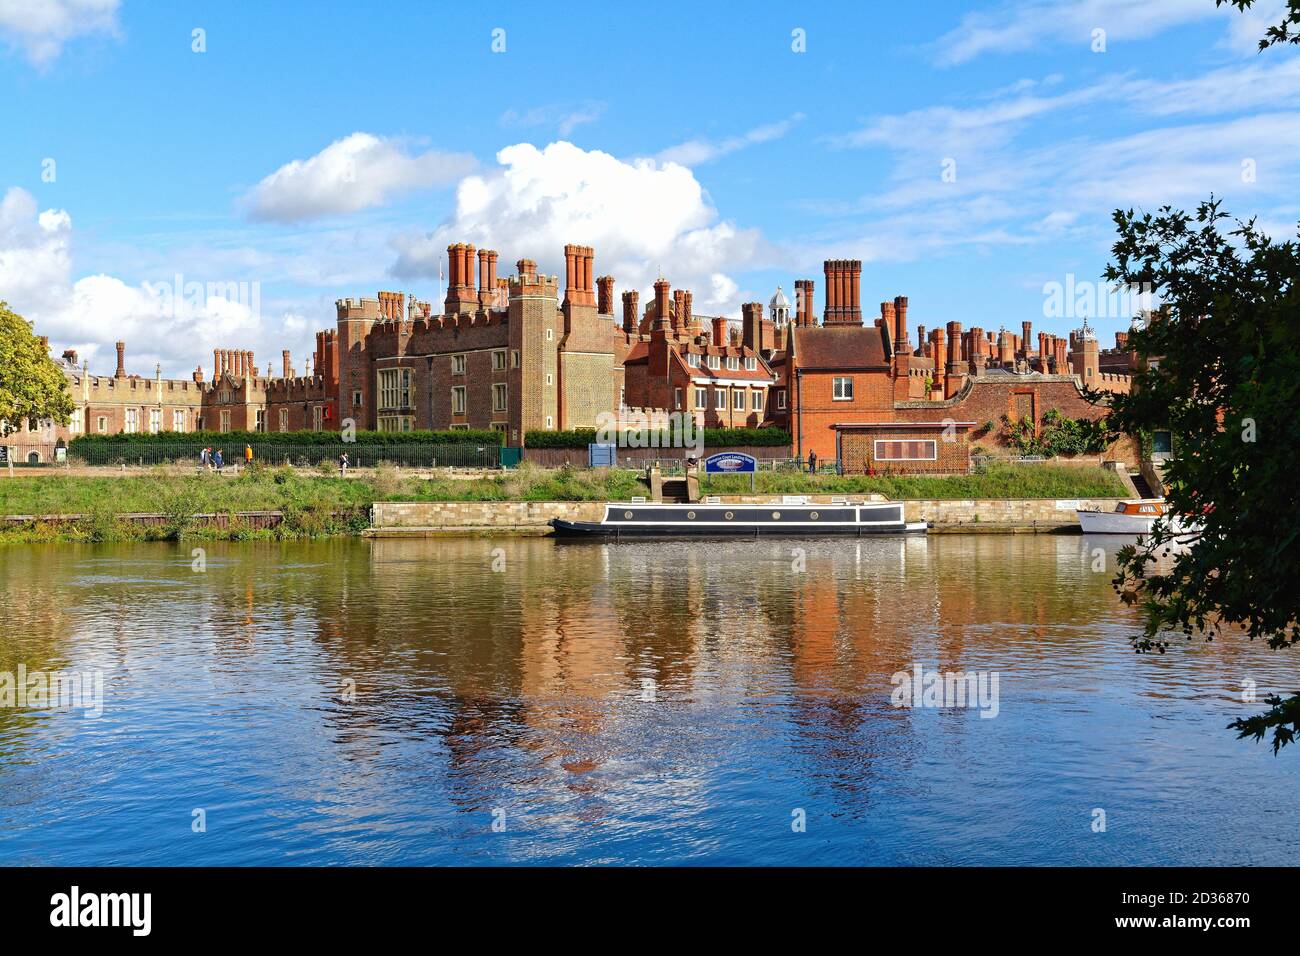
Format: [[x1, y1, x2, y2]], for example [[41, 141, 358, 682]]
[[1, 535, 1297, 865]]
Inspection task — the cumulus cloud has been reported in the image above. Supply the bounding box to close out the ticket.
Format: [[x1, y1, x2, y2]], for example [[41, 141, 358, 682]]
[[389, 141, 767, 315], [0, 187, 280, 375], [241, 133, 477, 223], [0, 0, 119, 66]]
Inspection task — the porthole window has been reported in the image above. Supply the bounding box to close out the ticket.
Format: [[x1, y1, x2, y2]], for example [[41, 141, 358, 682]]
[[687, 511, 696, 519], [624, 511, 633, 519], [772, 511, 781, 520], [810, 511, 819, 520], [724, 511, 734, 520]]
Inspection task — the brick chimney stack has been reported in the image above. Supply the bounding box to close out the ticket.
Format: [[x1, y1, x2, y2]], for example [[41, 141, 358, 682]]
[[741, 302, 765, 354], [115, 341, 126, 378], [597, 275, 615, 316], [822, 260, 862, 325], [621, 290, 639, 334], [712, 315, 728, 345], [793, 279, 810, 326], [672, 289, 686, 334], [478, 249, 500, 309], [445, 242, 478, 313], [653, 278, 671, 330], [893, 296, 910, 350], [945, 321, 964, 398], [62, 348, 78, 366], [932, 325, 946, 396], [282, 350, 292, 378], [564, 244, 597, 307]]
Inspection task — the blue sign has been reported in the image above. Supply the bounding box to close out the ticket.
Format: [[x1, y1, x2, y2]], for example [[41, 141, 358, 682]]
[[704, 452, 757, 474], [588, 443, 616, 467]]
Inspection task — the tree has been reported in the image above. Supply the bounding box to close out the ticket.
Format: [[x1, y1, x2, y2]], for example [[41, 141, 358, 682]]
[[1103, 201, 1300, 752], [1220, 0, 1300, 49], [0, 302, 74, 437]]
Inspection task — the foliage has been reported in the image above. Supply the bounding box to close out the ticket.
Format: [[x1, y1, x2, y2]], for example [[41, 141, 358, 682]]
[[524, 426, 792, 448], [1000, 409, 1111, 457], [1103, 199, 1300, 752], [0, 302, 74, 437], [70, 428, 504, 449], [1219, 0, 1300, 49]]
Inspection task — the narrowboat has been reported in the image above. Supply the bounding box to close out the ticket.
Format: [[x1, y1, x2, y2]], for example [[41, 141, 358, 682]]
[[550, 501, 928, 537]]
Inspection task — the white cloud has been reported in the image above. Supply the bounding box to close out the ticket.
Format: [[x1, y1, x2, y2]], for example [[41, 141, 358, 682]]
[[655, 114, 805, 166], [931, 0, 1227, 66], [389, 141, 767, 315], [810, 55, 1300, 264], [0, 187, 300, 376], [500, 102, 607, 137], [0, 0, 119, 66], [241, 133, 477, 223]]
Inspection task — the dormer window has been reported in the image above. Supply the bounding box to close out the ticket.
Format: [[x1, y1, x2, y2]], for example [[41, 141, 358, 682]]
[[745, 356, 757, 371], [726, 356, 739, 371], [707, 354, 720, 370]]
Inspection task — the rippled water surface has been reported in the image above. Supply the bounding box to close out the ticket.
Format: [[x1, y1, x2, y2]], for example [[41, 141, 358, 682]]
[[2, 535, 1297, 865]]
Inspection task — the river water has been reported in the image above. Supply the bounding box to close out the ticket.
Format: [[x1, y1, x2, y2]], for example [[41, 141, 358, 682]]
[[1, 535, 1297, 866]]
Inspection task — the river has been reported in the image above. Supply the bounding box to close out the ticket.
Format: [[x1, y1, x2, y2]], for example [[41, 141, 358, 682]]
[[1, 535, 1297, 865]]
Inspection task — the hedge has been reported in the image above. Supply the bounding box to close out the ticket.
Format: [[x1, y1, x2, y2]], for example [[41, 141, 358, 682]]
[[70, 429, 505, 450], [524, 427, 791, 449]]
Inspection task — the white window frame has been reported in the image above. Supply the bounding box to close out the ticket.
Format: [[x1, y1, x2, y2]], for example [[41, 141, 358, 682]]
[[451, 386, 467, 415], [833, 376, 854, 401], [695, 388, 706, 410], [873, 438, 938, 461], [777, 389, 787, 410], [493, 382, 507, 412], [492, 349, 507, 371], [715, 389, 727, 410], [279, 408, 289, 432], [452, 354, 466, 375], [173, 409, 185, 433]]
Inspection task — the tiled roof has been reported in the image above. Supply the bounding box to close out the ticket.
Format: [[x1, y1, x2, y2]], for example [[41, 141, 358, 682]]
[[792, 325, 889, 370]]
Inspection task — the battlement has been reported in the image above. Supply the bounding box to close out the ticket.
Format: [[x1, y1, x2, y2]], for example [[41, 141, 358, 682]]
[[336, 297, 383, 320]]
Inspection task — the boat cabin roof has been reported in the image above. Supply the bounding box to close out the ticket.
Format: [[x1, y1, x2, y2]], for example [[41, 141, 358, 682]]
[[1114, 500, 1165, 515]]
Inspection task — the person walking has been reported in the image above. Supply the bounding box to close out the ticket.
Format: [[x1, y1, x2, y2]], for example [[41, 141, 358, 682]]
[[214, 449, 224, 474], [244, 444, 253, 467], [199, 447, 209, 473], [808, 449, 817, 474], [338, 452, 349, 477]]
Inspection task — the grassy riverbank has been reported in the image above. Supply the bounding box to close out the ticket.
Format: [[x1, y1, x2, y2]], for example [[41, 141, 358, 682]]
[[0, 462, 1129, 543]]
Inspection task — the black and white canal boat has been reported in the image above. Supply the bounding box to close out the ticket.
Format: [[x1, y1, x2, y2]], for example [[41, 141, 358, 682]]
[[550, 501, 928, 537]]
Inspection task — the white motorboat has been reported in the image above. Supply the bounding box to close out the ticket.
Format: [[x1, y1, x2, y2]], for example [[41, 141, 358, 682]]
[[1077, 499, 1173, 534]]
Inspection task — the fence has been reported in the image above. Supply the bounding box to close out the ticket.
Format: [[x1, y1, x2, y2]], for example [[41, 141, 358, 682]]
[[0, 443, 64, 466], [520, 444, 796, 469], [60, 442, 501, 469]]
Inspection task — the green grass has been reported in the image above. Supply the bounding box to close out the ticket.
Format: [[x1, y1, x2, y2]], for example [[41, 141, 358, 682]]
[[700, 463, 1130, 499], [0, 461, 1128, 543]]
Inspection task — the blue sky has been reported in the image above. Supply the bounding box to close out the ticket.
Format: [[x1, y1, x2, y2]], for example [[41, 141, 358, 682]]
[[2, 0, 1297, 376]]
